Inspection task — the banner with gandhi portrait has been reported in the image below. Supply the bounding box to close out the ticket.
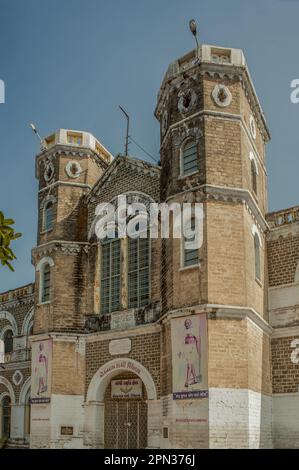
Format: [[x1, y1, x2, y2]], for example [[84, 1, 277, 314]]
[[171, 314, 208, 400], [31, 339, 52, 404]]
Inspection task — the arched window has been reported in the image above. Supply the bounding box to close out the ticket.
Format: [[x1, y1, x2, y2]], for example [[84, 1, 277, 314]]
[[3, 330, 13, 354], [44, 201, 54, 231], [128, 237, 150, 308], [41, 263, 51, 303], [254, 233, 261, 281], [181, 139, 198, 176], [251, 159, 258, 196], [183, 216, 199, 267], [100, 239, 121, 314]]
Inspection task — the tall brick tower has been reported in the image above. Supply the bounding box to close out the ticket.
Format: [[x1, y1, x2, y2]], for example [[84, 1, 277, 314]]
[[155, 45, 273, 448], [30, 129, 112, 448]]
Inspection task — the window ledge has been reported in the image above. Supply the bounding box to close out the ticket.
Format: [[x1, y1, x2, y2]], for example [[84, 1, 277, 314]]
[[37, 301, 51, 307], [179, 264, 201, 272], [178, 171, 199, 180], [40, 228, 53, 235]]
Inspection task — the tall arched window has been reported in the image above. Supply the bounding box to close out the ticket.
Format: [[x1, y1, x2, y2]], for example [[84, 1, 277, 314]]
[[41, 263, 51, 303], [44, 201, 54, 231], [183, 216, 199, 267], [128, 237, 150, 308], [100, 239, 121, 315], [181, 139, 198, 176], [254, 233, 261, 281], [251, 159, 258, 196], [3, 330, 13, 354]]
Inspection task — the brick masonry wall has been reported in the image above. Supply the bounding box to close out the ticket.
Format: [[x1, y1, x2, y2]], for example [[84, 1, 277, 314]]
[[208, 317, 271, 395], [267, 233, 299, 287], [0, 367, 31, 402], [85, 331, 161, 399], [272, 336, 299, 394]]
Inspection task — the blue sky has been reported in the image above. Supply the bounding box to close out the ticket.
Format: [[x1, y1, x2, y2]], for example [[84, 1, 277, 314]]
[[0, 0, 299, 291]]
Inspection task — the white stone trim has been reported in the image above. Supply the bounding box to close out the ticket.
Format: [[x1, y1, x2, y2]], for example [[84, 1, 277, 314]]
[[211, 84, 232, 107], [252, 224, 262, 247], [272, 326, 299, 339], [40, 194, 56, 210], [12, 370, 23, 387], [250, 115, 257, 139], [0, 311, 18, 336], [19, 377, 31, 405], [0, 376, 16, 404], [86, 357, 157, 402], [21, 306, 34, 335], [65, 160, 82, 179], [249, 151, 259, 175], [36, 256, 54, 272]]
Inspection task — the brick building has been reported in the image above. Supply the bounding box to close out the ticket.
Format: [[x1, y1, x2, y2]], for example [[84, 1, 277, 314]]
[[0, 43, 299, 449]]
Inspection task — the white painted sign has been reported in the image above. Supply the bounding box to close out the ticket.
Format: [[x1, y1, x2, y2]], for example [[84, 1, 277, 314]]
[[111, 378, 142, 398], [111, 310, 135, 331], [109, 338, 132, 356]]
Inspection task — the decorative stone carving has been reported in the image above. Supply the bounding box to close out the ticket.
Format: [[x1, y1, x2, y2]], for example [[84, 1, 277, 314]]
[[212, 84, 232, 107], [65, 160, 82, 179], [12, 370, 23, 386], [172, 123, 203, 148], [44, 160, 55, 183], [178, 89, 197, 114]]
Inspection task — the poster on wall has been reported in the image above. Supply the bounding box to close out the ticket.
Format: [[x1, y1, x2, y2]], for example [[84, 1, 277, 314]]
[[31, 339, 53, 404], [171, 314, 208, 400]]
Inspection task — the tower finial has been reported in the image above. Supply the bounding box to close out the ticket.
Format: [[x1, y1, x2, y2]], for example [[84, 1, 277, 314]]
[[189, 19, 200, 59]]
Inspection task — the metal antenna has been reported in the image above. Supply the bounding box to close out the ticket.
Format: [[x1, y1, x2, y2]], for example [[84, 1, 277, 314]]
[[119, 106, 130, 156], [189, 19, 200, 59]]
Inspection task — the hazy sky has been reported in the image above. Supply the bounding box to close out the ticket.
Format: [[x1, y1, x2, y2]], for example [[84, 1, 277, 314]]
[[0, 0, 299, 291]]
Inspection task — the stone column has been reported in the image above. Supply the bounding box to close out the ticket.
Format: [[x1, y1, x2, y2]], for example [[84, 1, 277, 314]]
[[147, 400, 161, 449], [83, 401, 105, 449], [10, 404, 25, 440]]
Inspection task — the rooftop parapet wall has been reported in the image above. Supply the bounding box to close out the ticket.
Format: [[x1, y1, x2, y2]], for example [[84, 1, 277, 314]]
[[0, 283, 34, 304], [267, 205, 299, 229]]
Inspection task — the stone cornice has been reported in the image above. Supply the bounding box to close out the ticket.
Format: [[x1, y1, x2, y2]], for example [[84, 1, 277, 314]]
[[160, 304, 272, 335], [165, 184, 269, 233], [35, 144, 109, 179], [38, 180, 92, 194], [272, 326, 299, 339], [31, 240, 90, 264]]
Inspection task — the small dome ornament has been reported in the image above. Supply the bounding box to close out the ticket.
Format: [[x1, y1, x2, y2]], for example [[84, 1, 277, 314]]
[[212, 84, 232, 108], [44, 160, 55, 183], [65, 160, 82, 179]]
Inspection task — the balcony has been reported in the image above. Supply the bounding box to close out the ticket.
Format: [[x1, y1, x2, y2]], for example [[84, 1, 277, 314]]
[[0, 349, 31, 365]]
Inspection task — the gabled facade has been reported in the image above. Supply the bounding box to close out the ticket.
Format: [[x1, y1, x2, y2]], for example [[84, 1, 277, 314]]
[[0, 43, 299, 449]]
